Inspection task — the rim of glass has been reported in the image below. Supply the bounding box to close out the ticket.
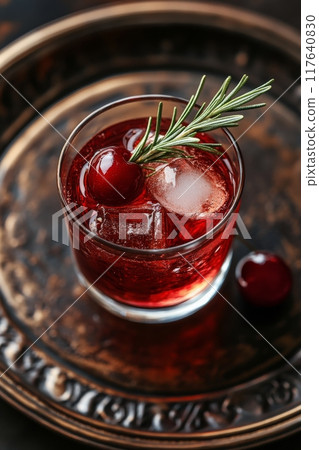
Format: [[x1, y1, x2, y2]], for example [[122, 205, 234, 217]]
[[57, 94, 244, 255]]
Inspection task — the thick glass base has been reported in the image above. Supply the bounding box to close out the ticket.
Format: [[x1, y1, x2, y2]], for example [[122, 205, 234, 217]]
[[75, 250, 233, 323]]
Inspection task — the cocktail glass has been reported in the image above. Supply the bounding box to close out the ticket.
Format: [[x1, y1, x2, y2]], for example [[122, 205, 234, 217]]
[[57, 95, 244, 323]]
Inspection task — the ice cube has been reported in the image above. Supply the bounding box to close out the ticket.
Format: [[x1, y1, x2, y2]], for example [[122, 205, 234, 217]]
[[123, 128, 157, 152], [87, 202, 174, 249], [147, 158, 228, 218]]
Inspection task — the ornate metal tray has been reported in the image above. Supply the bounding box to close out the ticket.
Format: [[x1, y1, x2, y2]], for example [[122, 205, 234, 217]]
[[0, 2, 300, 448]]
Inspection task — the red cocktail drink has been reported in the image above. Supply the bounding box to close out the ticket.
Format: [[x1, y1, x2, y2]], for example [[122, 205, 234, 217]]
[[58, 96, 244, 322]]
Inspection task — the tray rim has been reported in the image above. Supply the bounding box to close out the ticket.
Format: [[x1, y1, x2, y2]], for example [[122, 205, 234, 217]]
[[0, 1, 301, 448], [0, 372, 301, 449], [0, 0, 300, 72]]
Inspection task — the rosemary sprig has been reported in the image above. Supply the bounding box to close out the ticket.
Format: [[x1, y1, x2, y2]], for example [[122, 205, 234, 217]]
[[129, 74, 273, 165]]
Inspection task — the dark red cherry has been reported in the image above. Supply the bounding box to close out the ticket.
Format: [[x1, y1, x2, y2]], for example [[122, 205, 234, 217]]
[[235, 251, 292, 307], [87, 146, 144, 205]]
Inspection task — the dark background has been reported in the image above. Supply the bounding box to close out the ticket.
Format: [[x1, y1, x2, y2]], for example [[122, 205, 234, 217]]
[[0, 0, 300, 50], [0, 0, 300, 449]]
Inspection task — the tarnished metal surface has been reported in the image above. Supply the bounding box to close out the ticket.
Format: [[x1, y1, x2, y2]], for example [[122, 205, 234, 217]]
[[0, 2, 300, 448]]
